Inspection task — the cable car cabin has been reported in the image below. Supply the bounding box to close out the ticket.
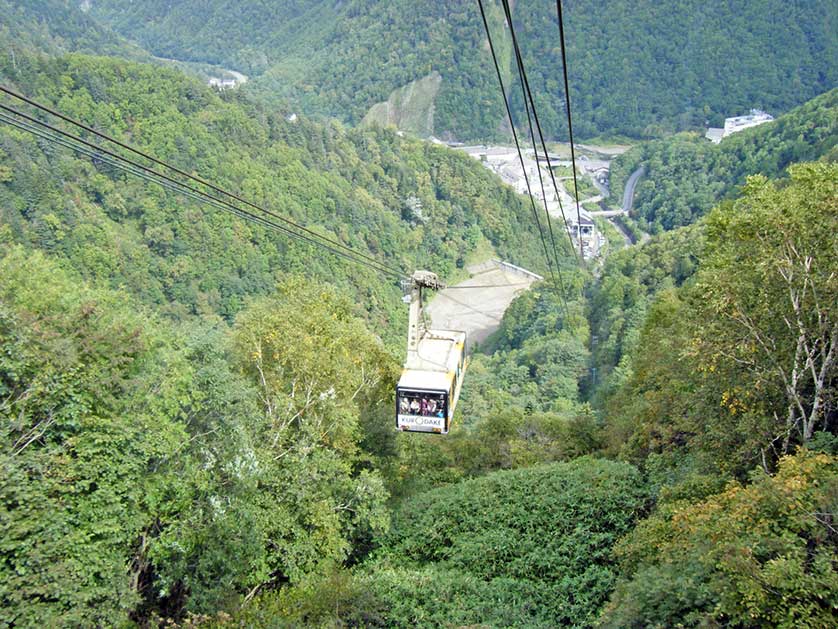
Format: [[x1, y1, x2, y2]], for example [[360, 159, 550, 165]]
[[396, 329, 466, 434]]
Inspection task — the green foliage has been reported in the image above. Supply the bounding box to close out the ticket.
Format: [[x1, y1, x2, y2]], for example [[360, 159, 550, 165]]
[[136, 322, 266, 617], [0, 245, 405, 623], [0, 49, 551, 347], [601, 451, 838, 628], [462, 281, 590, 417], [367, 458, 649, 627], [0, 0, 148, 60], [88, 1, 838, 141], [688, 163, 838, 460], [0, 246, 187, 626], [391, 406, 605, 499], [611, 89, 838, 231], [604, 163, 838, 474], [227, 280, 396, 585], [588, 224, 704, 405], [220, 566, 383, 628]]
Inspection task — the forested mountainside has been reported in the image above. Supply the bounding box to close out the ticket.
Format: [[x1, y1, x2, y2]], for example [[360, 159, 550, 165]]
[[4, 160, 836, 625], [588, 224, 704, 404], [0, 50, 557, 342], [0, 0, 146, 59], [600, 162, 837, 475], [610, 88, 838, 233], [86, 0, 838, 141], [1, 4, 837, 628]]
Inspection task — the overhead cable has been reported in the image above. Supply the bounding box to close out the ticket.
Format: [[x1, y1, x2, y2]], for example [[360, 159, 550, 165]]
[[0, 111, 343, 245], [475, 0, 561, 298], [500, 0, 574, 310], [0, 103, 404, 279], [500, 0, 578, 265], [0, 85, 404, 276], [555, 0, 584, 258]]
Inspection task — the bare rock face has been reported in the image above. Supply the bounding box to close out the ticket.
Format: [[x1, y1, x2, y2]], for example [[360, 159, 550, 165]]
[[361, 71, 442, 138]]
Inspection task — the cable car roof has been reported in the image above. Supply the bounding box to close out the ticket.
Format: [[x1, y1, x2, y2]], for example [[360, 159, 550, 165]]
[[403, 329, 465, 373], [397, 368, 453, 392]]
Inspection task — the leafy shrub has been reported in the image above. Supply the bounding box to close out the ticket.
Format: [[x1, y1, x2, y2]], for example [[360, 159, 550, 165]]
[[602, 451, 838, 628], [365, 458, 649, 627]]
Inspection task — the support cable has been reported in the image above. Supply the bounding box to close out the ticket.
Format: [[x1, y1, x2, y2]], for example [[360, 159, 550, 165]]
[[0, 112, 322, 240], [555, 0, 584, 258], [500, 0, 573, 312], [500, 0, 578, 265], [475, 0, 561, 298], [0, 85, 404, 275], [0, 105, 404, 279]]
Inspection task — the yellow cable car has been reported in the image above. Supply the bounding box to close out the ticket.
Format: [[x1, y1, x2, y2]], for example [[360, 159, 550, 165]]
[[396, 271, 467, 434]]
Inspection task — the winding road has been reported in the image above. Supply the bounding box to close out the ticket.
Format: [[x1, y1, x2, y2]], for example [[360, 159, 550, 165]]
[[585, 166, 647, 246], [621, 166, 645, 213]]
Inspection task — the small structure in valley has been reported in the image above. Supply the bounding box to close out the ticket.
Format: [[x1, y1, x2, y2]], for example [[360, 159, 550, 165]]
[[208, 77, 239, 90], [457, 145, 603, 259], [706, 109, 774, 143], [565, 211, 600, 258]]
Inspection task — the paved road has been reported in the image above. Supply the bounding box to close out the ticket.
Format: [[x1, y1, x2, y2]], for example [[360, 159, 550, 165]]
[[588, 208, 623, 217], [622, 166, 645, 213], [427, 263, 539, 347], [587, 166, 644, 218]]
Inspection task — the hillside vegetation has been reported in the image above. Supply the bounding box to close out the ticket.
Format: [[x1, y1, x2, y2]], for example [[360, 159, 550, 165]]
[[87, 0, 838, 141], [610, 88, 838, 233], [0, 50, 558, 342], [0, 7, 837, 628], [0, 0, 147, 59]]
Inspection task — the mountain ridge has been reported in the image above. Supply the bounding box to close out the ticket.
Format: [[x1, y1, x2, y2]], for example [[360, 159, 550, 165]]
[[85, 0, 838, 141]]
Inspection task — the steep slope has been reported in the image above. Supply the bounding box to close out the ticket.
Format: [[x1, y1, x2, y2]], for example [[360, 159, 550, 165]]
[[0, 50, 557, 344], [590, 90, 837, 406], [0, 0, 148, 59], [87, 0, 838, 140]]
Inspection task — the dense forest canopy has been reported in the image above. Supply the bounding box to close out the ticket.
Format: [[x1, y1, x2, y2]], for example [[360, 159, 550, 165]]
[[0, 48, 559, 343], [1, 2, 837, 627], [85, 0, 838, 141], [0, 0, 147, 59]]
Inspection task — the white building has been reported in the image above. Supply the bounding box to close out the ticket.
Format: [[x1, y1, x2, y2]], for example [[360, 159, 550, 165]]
[[723, 109, 774, 136], [208, 77, 238, 90], [705, 128, 725, 144], [565, 210, 601, 258], [707, 109, 773, 143]]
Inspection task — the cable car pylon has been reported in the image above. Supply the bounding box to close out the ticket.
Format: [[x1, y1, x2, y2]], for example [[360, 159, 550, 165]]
[[396, 271, 467, 434]]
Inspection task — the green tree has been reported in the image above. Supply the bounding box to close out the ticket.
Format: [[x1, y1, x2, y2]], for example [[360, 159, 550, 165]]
[[228, 279, 397, 590], [601, 451, 838, 628], [690, 164, 838, 459], [605, 163, 838, 474], [0, 247, 188, 626]]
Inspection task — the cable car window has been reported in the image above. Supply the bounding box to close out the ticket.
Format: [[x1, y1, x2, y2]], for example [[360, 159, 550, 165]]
[[398, 390, 447, 418], [397, 388, 449, 433]]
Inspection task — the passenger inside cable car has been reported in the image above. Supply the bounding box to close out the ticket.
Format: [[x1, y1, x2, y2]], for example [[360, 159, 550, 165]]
[[396, 327, 466, 434], [396, 387, 450, 431]]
